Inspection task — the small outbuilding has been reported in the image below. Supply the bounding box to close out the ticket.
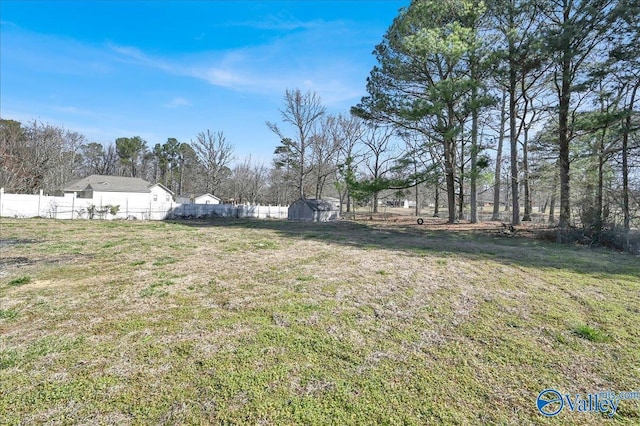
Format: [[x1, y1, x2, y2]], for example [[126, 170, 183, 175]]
[[288, 198, 340, 222], [175, 193, 221, 205]]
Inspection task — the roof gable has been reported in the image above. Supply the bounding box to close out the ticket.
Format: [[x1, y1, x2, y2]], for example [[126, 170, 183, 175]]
[[149, 183, 175, 196]]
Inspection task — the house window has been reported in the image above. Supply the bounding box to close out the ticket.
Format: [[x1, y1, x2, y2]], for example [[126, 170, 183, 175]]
[[205, 201, 210, 205], [166, 195, 170, 201], [153, 195, 158, 202]]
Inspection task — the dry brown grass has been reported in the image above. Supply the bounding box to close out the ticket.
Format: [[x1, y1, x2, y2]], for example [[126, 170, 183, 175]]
[[1, 217, 639, 424]]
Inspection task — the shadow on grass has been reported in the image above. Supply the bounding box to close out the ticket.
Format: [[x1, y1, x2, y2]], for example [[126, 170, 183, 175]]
[[169, 217, 640, 280]]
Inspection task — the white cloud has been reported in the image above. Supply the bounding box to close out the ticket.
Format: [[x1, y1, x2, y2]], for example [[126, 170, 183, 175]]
[[203, 68, 245, 87], [163, 97, 191, 108], [51, 105, 101, 116], [231, 14, 326, 32]]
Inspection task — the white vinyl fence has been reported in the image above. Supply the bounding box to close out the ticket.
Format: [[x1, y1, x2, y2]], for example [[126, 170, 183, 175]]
[[168, 203, 288, 219], [0, 188, 288, 220]]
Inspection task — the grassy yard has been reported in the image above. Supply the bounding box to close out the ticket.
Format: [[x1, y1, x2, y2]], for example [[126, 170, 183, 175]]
[[1, 217, 639, 425]]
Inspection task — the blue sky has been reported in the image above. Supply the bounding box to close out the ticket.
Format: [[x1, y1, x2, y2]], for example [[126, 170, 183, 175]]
[[1, 1, 408, 162]]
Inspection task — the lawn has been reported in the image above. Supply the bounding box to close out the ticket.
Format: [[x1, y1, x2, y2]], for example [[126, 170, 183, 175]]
[[1, 217, 639, 425]]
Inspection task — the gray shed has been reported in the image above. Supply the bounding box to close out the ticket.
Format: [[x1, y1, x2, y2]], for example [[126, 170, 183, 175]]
[[288, 198, 340, 222]]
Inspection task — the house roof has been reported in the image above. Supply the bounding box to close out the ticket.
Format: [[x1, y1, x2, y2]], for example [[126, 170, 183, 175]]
[[176, 193, 220, 200], [62, 175, 153, 193]]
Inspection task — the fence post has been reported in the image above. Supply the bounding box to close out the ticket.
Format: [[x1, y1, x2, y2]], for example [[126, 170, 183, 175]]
[[38, 189, 43, 217], [0, 187, 3, 217], [71, 193, 76, 219]]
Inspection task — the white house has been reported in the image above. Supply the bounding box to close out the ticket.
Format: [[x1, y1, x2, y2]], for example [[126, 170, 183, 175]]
[[57, 175, 174, 219], [175, 193, 221, 205]]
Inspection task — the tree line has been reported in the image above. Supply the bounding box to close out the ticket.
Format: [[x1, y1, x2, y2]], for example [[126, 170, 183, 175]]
[[1, 0, 638, 233], [0, 119, 251, 202], [348, 0, 639, 232]]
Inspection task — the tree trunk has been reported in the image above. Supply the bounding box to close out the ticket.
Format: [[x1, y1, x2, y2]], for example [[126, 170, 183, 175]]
[[557, 40, 572, 228], [458, 175, 464, 221], [458, 134, 465, 221], [622, 82, 638, 233], [509, 76, 520, 225], [433, 178, 440, 217], [522, 125, 531, 221], [444, 138, 457, 223], [596, 149, 604, 230], [470, 109, 479, 223], [299, 152, 305, 199], [492, 92, 507, 221], [548, 163, 558, 223], [415, 173, 420, 217]]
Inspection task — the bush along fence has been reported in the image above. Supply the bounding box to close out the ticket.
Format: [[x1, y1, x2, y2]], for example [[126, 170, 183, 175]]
[[0, 188, 288, 220]]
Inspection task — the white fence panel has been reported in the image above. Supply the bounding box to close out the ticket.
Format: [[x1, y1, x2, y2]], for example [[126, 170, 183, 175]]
[[0, 188, 288, 221], [168, 203, 288, 219]]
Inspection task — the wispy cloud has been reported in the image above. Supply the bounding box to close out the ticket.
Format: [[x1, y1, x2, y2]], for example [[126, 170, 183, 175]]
[[231, 13, 327, 32], [107, 43, 177, 74], [51, 105, 102, 116], [1, 3, 398, 155], [105, 18, 372, 109], [3, 26, 114, 76], [163, 97, 191, 108]]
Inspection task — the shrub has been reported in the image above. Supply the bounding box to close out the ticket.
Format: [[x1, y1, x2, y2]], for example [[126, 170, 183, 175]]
[[107, 205, 120, 216], [537, 225, 640, 254], [87, 204, 96, 219]]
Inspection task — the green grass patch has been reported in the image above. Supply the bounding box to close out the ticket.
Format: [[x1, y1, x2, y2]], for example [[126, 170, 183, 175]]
[[573, 324, 612, 343], [0, 308, 20, 320], [153, 256, 178, 266], [249, 239, 279, 250], [296, 275, 315, 282], [140, 280, 175, 298], [8, 275, 31, 286]]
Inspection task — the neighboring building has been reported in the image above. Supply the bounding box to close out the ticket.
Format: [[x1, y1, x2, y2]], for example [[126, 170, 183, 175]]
[[402, 199, 417, 209], [57, 175, 174, 219], [288, 198, 340, 222], [175, 193, 221, 205], [57, 175, 151, 198], [321, 197, 341, 210]]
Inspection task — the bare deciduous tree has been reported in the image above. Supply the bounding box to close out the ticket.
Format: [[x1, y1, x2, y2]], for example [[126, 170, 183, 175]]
[[267, 89, 326, 199], [191, 130, 234, 195], [1, 119, 86, 193], [225, 156, 268, 204], [310, 115, 343, 198], [362, 126, 396, 213]]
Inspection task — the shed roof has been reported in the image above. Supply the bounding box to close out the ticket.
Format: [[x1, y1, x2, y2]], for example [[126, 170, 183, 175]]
[[62, 175, 153, 193], [295, 198, 338, 211]]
